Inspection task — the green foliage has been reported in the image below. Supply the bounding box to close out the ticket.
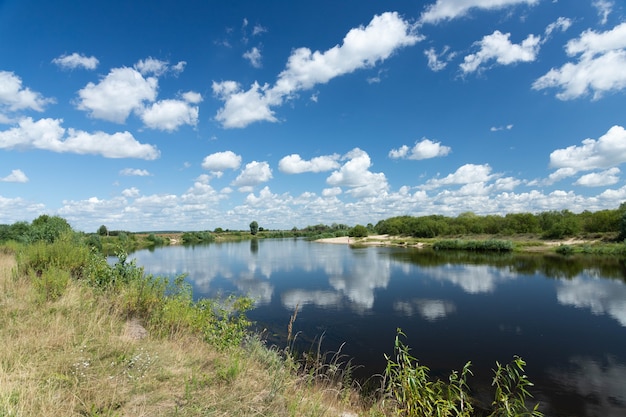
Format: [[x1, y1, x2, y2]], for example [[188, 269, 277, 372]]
[[489, 357, 543, 417], [181, 231, 215, 244], [349, 224, 369, 238], [30, 215, 73, 243], [17, 233, 92, 279], [31, 265, 71, 302], [384, 329, 473, 416], [249, 221, 259, 235], [433, 239, 514, 252], [384, 330, 542, 417], [97, 225, 108, 236]]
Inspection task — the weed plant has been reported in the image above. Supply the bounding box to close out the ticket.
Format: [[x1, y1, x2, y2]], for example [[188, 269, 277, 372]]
[[433, 239, 514, 252]]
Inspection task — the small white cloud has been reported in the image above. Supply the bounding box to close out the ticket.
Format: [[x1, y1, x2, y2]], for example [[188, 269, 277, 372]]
[[593, 0, 614, 25], [52, 53, 99, 70], [461, 30, 541, 73], [122, 187, 140, 198], [252, 24, 267, 36], [1, 169, 28, 183], [420, 0, 540, 24], [120, 168, 151, 176], [134, 57, 169, 76], [243, 47, 262, 68], [182, 91, 203, 104], [575, 168, 620, 187], [140, 99, 199, 131], [545, 17, 572, 37], [0, 71, 54, 114], [389, 138, 451, 160], [232, 161, 272, 189], [421, 163, 494, 190], [490, 124, 514, 131], [278, 153, 340, 174], [201, 151, 242, 173], [424, 46, 455, 71]]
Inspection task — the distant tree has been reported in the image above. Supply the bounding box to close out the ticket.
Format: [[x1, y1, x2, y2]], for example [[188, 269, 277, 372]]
[[98, 225, 108, 236], [214, 227, 224, 233], [31, 215, 72, 243], [349, 224, 369, 238], [249, 221, 259, 235]]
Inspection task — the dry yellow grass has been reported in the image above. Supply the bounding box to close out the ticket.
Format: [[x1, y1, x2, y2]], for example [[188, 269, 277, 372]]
[[0, 252, 371, 417]]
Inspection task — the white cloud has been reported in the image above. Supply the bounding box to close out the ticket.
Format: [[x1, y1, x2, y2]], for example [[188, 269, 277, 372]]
[[574, 168, 620, 187], [182, 91, 203, 104], [389, 138, 451, 160], [421, 163, 494, 190], [134, 57, 169, 76], [120, 168, 151, 176], [322, 187, 342, 197], [76, 67, 158, 123], [202, 151, 242, 173], [593, 0, 614, 25], [490, 124, 514, 131], [533, 22, 626, 100], [252, 24, 267, 36], [232, 161, 273, 190], [243, 47, 262, 68], [278, 153, 340, 173], [52, 53, 99, 70], [326, 148, 389, 198], [0, 71, 54, 114], [0, 117, 160, 159], [461, 30, 541, 73], [419, 0, 539, 24], [213, 12, 421, 128], [1, 169, 28, 183], [424, 46, 455, 71], [122, 187, 140, 198], [549, 125, 626, 173], [140, 99, 199, 131], [545, 17, 572, 37]]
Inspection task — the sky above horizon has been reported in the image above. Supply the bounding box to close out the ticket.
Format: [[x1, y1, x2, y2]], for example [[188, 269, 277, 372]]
[[1, 0, 626, 232]]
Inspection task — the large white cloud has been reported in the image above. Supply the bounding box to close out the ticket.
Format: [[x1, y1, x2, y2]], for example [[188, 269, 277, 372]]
[[231, 161, 273, 191], [389, 138, 451, 160], [550, 125, 626, 173], [0, 117, 159, 159], [461, 31, 541, 73], [278, 153, 340, 173], [213, 12, 421, 128], [326, 148, 389, 198], [0, 71, 54, 115], [419, 0, 539, 24], [533, 22, 626, 100], [77, 67, 158, 123]]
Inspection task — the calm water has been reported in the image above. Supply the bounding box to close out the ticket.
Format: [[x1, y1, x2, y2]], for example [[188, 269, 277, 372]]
[[128, 238, 626, 416]]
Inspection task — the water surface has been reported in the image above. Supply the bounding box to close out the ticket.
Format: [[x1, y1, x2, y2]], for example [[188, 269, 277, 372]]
[[129, 238, 626, 416]]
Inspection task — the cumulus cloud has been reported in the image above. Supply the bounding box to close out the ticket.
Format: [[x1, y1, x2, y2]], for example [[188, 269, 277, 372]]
[[533, 22, 626, 100], [549, 125, 626, 173], [389, 138, 451, 160], [278, 153, 340, 173], [1, 169, 28, 183], [326, 148, 389, 198], [243, 47, 262, 68], [76, 67, 158, 123], [0, 71, 54, 115], [232, 161, 272, 191], [140, 97, 199, 131], [419, 0, 539, 24], [201, 151, 242, 178], [461, 30, 541, 73], [52, 52, 99, 70], [120, 168, 151, 176], [213, 12, 421, 128], [421, 163, 495, 190], [574, 168, 620, 187], [0, 117, 160, 159]]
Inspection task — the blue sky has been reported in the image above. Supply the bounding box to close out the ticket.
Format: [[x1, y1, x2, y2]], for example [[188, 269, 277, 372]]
[[1, 0, 626, 232]]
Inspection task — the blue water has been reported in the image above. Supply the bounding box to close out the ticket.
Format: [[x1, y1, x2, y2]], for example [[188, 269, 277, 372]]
[[127, 239, 626, 416]]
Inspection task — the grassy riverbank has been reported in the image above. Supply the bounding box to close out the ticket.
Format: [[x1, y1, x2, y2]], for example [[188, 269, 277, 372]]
[[0, 245, 367, 417], [0, 237, 545, 416]]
